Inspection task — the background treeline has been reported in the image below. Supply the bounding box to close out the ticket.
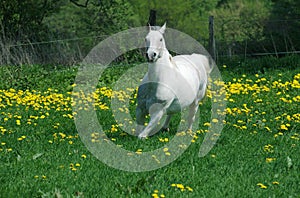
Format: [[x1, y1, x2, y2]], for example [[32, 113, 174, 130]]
[[0, 0, 299, 65]]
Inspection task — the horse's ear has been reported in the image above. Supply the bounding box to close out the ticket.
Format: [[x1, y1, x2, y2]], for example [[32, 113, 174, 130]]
[[159, 22, 167, 34], [147, 23, 151, 32]]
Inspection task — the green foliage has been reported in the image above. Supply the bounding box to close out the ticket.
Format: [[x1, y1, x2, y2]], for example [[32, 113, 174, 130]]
[[0, 65, 76, 91], [129, 0, 219, 41], [212, 0, 272, 43], [219, 54, 300, 74], [0, 0, 64, 41], [1, 0, 300, 65]]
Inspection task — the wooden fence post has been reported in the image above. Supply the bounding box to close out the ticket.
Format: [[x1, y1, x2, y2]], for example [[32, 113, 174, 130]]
[[148, 9, 156, 26], [209, 16, 216, 61]]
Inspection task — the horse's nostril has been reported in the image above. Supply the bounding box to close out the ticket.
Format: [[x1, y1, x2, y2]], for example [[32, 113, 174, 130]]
[[153, 52, 156, 57]]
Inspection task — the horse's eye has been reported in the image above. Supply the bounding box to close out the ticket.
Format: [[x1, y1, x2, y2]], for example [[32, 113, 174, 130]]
[[160, 38, 163, 42]]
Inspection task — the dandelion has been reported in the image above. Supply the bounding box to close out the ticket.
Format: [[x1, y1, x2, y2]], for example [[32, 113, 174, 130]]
[[111, 125, 118, 132], [280, 124, 288, 130], [263, 144, 274, 153], [81, 154, 87, 159], [212, 119, 218, 123], [203, 122, 210, 127], [266, 158, 276, 163], [135, 149, 142, 155], [186, 186, 193, 192], [257, 183, 267, 189], [264, 126, 271, 132], [16, 120, 21, 125], [59, 132, 66, 139]]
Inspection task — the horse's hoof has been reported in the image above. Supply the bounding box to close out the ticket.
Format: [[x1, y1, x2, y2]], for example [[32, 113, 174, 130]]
[[138, 134, 148, 140], [162, 127, 170, 132]]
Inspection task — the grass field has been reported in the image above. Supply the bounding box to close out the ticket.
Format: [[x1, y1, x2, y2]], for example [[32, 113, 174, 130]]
[[0, 57, 299, 197]]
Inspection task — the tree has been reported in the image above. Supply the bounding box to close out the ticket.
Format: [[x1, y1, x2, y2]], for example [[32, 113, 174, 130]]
[[211, 0, 272, 55], [266, 0, 300, 52], [45, 0, 137, 49], [0, 0, 64, 41], [128, 0, 219, 42]]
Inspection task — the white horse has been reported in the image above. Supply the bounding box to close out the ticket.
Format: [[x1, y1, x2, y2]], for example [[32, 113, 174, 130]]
[[136, 23, 211, 139]]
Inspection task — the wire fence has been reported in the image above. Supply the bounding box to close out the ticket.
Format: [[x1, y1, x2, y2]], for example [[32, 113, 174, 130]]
[[0, 18, 299, 66]]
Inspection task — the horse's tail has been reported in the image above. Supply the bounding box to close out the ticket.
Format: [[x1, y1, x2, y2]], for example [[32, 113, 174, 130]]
[[204, 56, 213, 75]]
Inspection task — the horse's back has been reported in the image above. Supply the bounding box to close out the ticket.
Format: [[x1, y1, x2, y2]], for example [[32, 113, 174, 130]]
[[173, 54, 211, 75]]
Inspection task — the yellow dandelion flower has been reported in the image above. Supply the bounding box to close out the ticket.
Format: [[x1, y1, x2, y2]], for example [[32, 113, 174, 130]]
[[176, 184, 185, 189], [135, 149, 142, 155], [266, 158, 276, 163], [257, 183, 267, 189], [81, 154, 87, 159], [151, 193, 159, 198], [212, 119, 218, 123], [264, 126, 271, 132], [280, 124, 288, 130], [272, 181, 279, 185], [16, 120, 21, 125], [59, 132, 66, 139], [186, 186, 193, 192], [204, 122, 210, 127]]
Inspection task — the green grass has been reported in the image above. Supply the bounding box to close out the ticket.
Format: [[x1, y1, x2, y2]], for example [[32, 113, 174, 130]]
[[0, 57, 299, 197]]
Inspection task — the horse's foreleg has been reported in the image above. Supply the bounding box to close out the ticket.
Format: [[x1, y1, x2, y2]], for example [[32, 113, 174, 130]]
[[136, 106, 146, 136], [138, 104, 165, 139]]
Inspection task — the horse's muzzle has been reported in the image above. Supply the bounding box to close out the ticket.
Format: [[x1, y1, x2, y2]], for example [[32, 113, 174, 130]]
[[146, 52, 157, 62]]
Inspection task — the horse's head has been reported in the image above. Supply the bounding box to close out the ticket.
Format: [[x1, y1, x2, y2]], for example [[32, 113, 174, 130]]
[[145, 23, 166, 62]]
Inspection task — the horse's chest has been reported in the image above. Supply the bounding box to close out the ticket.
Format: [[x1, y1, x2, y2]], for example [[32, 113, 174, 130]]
[[139, 83, 185, 114]]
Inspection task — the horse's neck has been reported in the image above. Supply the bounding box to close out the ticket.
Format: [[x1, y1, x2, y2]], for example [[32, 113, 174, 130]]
[[148, 49, 174, 81]]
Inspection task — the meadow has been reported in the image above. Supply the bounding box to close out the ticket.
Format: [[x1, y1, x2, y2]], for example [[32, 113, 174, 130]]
[[0, 56, 299, 197]]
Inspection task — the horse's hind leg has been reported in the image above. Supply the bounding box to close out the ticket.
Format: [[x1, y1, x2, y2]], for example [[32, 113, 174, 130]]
[[162, 115, 172, 132], [187, 100, 199, 131]]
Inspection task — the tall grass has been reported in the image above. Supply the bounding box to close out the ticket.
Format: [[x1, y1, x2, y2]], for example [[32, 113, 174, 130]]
[[0, 57, 299, 197]]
